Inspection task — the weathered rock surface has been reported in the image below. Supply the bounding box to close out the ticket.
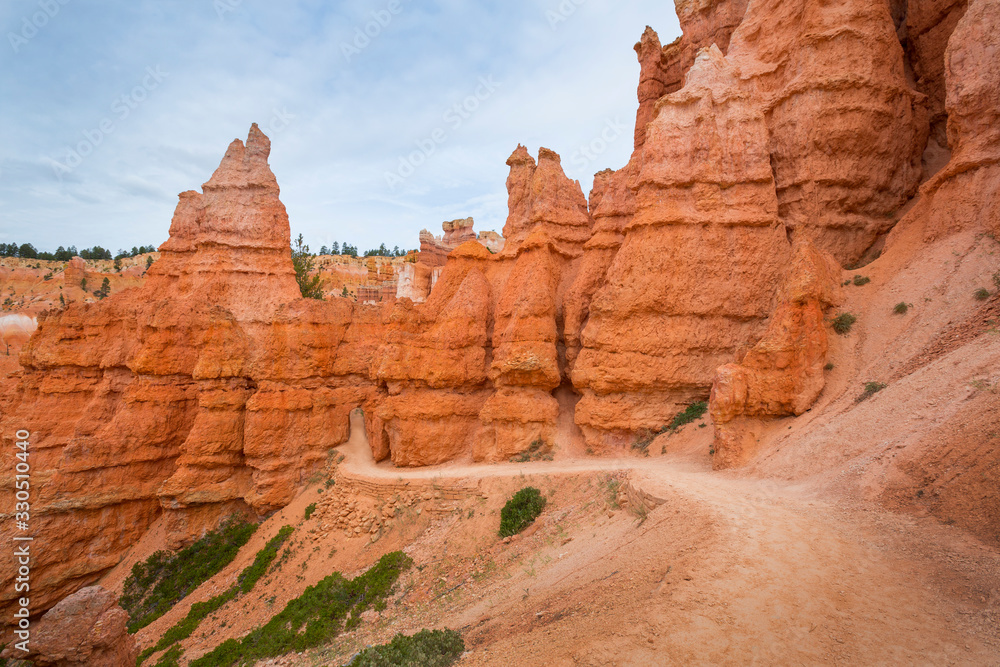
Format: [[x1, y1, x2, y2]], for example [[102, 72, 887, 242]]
[[886, 0, 1000, 246], [709, 241, 843, 467], [574, 44, 791, 449], [634, 0, 750, 150], [901, 0, 969, 159], [2, 0, 997, 635], [402, 218, 502, 303], [0, 125, 335, 619], [0, 586, 138, 667], [502, 146, 593, 257]]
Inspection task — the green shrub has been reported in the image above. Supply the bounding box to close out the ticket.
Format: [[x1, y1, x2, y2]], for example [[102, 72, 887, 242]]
[[824, 363, 835, 371], [237, 526, 293, 594], [852, 275, 871, 286], [832, 313, 857, 335], [666, 401, 708, 432], [511, 439, 552, 462], [149, 588, 236, 661], [121, 516, 257, 633], [304, 503, 317, 520], [499, 487, 546, 538], [138, 526, 295, 665], [856, 381, 887, 403], [152, 645, 183, 667], [893, 302, 909, 315], [190, 551, 412, 667], [348, 629, 465, 667], [974, 288, 991, 301]]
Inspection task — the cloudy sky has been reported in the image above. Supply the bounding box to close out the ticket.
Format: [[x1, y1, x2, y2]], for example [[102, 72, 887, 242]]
[[0, 0, 679, 254]]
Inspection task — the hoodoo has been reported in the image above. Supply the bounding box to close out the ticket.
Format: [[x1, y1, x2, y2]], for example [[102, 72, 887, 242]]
[[1, 2, 999, 661]]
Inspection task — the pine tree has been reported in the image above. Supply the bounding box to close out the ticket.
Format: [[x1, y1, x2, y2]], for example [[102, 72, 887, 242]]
[[291, 234, 324, 300]]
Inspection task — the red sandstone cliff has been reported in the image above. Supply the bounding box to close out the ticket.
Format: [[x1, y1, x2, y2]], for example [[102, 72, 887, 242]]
[[2, 0, 998, 626]]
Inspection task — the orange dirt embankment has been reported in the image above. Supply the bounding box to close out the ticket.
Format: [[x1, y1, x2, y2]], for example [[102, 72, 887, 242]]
[[98, 412, 1000, 666]]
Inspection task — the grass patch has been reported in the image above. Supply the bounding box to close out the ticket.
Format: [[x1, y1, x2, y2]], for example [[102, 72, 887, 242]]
[[831, 313, 857, 335], [151, 645, 183, 667], [667, 401, 708, 432], [852, 275, 871, 286], [631, 428, 657, 455], [138, 527, 295, 665], [510, 439, 553, 463], [189, 551, 412, 667], [856, 382, 887, 403], [348, 628, 465, 667], [121, 516, 257, 633], [893, 302, 909, 315], [631, 502, 649, 525], [598, 474, 623, 510], [499, 487, 547, 538], [974, 288, 991, 301], [633, 401, 709, 452], [237, 526, 294, 593], [304, 503, 317, 520]]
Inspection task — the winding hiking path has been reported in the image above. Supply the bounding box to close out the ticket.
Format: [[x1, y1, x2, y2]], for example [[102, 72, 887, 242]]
[[333, 412, 1000, 666]]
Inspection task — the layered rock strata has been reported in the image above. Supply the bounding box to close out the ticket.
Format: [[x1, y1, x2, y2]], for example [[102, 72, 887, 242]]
[[709, 241, 843, 467], [574, 45, 791, 449], [2, 0, 992, 626]]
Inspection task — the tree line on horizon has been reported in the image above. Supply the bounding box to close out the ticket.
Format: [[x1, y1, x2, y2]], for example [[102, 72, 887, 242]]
[[316, 241, 412, 258], [0, 243, 158, 261], [3, 239, 413, 262]]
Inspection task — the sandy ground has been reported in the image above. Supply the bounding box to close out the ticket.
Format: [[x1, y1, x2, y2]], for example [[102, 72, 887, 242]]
[[106, 408, 1000, 667]]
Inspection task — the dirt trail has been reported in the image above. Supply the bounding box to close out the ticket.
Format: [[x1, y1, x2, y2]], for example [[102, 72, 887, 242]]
[[335, 411, 1000, 666]]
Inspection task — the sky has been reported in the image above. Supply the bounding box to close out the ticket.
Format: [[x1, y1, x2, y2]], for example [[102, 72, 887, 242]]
[[0, 0, 680, 255]]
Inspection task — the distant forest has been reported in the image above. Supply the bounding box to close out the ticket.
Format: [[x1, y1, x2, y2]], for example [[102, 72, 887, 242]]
[[316, 242, 411, 258], [0, 243, 158, 261], [0, 240, 414, 262]]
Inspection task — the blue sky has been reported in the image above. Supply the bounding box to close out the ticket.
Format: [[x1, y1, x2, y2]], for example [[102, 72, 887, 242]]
[[0, 0, 679, 254]]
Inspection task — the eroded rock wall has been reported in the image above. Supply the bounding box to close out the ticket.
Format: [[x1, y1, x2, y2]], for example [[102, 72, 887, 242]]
[[574, 45, 791, 449], [3, 0, 994, 627]]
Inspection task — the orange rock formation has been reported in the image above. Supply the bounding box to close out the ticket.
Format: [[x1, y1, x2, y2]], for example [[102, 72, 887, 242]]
[[2, 0, 997, 626], [0, 586, 138, 667]]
